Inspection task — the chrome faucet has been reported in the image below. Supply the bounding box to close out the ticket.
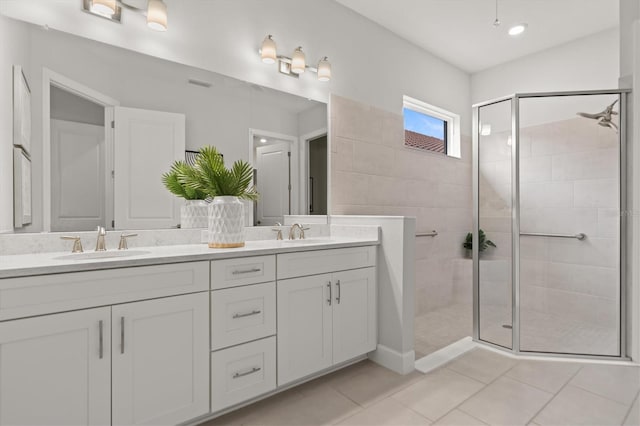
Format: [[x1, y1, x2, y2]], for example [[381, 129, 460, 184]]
[[95, 226, 107, 251], [288, 223, 310, 240]]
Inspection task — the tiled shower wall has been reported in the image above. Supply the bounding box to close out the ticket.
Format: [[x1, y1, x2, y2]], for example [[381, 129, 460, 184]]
[[479, 117, 620, 354], [330, 95, 473, 316]]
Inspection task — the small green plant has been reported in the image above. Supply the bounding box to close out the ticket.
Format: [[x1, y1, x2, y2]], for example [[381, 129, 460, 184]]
[[182, 146, 259, 200], [162, 161, 207, 200], [463, 229, 496, 252]]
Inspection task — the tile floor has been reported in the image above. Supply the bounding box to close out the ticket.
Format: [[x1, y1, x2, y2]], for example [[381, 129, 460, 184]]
[[414, 303, 472, 359], [206, 348, 640, 426]]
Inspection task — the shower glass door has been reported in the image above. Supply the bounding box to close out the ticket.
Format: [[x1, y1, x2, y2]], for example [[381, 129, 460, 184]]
[[476, 99, 513, 349], [518, 94, 621, 356]]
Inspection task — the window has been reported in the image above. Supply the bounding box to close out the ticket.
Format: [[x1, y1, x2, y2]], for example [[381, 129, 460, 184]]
[[403, 96, 461, 158]]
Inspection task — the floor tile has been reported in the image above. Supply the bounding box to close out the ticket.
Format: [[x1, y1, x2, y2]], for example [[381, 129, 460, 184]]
[[337, 398, 431, 426], [446, 348, 517, 384], [204, 388, 304, 425], [459, 376, 553, 425], [296, 360, 378, 395], [534, 385, 629, 426], [623, 394, 640, 426], [433, 409, 487, 425], [506, 360, 581, 393], [392, 368, 484, 421], [570, 364, 640, 405], [333, 365, 422, 407]]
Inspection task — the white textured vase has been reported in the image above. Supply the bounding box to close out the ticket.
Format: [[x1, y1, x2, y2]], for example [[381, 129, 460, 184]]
[[208, 196, 245, 248], [181, 200, 209, 229]]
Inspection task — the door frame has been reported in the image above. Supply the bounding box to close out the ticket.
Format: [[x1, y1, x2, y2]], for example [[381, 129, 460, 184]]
[[248, 129, 299, 223], [300, 128, 328, 215], [42, 68, 120, 232]]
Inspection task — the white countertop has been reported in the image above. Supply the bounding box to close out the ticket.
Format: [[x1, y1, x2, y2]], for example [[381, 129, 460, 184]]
[[0, 237, 379, 279]]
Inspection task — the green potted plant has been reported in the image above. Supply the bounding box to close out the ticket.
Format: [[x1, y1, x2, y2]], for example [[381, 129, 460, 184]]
[[463, 229, 496, 257], [162, 161, 208, 229], [183, 146, 258, 248]]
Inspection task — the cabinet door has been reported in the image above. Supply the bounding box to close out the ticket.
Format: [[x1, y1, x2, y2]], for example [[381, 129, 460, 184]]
[[0, 308, 111, 426], [277, 274, 333, 385], [112, 293, 209, 425], [332, 268, 377, 364]]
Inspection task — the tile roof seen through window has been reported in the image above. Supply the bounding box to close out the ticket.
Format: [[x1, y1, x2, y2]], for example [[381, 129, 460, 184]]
[[404, 130, 445, 153]]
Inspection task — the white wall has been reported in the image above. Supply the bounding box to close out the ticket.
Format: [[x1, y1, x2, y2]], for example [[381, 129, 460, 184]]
[[472, 28, 620, 104], [298, 103, 328, 136], [0, 15, 30, 233], [0, 0, 472, 134], [50, 86, 104, 126]]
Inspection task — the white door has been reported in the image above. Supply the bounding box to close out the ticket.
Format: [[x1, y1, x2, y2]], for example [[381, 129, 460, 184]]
[[114, 107, 185, 230], [0, 308, 111, 426], [256, 143, 290, 226], [277, 274, 333, 385], [111, 293, 209, 426], [51, 119, 106, 232], [332, 268, 377, 364]]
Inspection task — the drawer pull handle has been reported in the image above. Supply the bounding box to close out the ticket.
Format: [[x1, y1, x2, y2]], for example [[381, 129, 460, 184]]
[[233, 366, 262, 379], [336, 280, 341, 304], [232, 310, 262, 319], [98, 320, 104, 359], [327, 282, 332, 306], [232, 268, 262, 275]]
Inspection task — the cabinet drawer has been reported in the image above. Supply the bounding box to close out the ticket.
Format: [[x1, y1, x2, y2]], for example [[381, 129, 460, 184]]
[[0, 262, 209, 321], [211, 255, 275, 289], [211, 336, 276, 413], [277, 246, 376, 279], [211, 282, 276, 350]]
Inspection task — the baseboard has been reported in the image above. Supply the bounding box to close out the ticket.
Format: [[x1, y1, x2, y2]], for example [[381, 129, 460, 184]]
[[368, 344, 416, 374], [414, 336, 476, 374]]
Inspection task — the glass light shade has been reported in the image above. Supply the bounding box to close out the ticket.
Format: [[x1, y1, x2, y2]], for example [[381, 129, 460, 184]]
[[90, 0, 116, 16], [291, 47, 306, 74], [261, 35, 277, 64], [480, 124, 492, 136], [317, 57, 331, 81], [147, 0, 168, 31]]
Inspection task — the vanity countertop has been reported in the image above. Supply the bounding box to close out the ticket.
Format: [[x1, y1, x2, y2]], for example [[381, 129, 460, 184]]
[[0, 236, 380, 279]]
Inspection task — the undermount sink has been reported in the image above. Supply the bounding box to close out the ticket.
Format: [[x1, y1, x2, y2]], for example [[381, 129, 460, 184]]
[[282, 238, 332, 245], [55, 250, 151, 261]]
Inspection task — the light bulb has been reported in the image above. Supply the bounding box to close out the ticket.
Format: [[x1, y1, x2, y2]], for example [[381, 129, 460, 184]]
[[508, 23, 527, 36], [291, 47, 306, 74], [261, 35, 277, 64], [90, 0, 116, 16], [147, 0, 168, 31], [317, 57, 331, 82]]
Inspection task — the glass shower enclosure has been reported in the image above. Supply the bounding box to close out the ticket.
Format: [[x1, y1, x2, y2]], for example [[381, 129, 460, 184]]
[[472, 90, 629, 358]]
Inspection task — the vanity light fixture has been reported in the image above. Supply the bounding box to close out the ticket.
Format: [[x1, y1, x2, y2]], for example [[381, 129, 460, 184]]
[[291, 47, 306, 74], [258, 35, 332, 82], [261, 35, 277, 64], [508, 23, 527, 36], [82, 0, 168, 31], [480, 124, 492, 136]]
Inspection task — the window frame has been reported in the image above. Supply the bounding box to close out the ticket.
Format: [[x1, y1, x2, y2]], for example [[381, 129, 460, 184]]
[[402, 95, 461, 158]]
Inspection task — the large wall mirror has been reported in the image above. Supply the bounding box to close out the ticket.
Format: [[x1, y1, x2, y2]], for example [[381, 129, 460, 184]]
[[7, 17, 327, 232]]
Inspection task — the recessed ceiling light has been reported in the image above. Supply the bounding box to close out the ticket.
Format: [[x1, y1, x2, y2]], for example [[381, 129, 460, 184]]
[[508, 23, 528, 36], [260, 138, 267, 143]]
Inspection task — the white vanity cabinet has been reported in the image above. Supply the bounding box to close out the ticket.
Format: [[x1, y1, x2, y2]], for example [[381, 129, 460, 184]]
[[0, 308, 112, 426], [112, 293, 209, 426], [0, 262, 210, 426], [276, 246, 377, 386]]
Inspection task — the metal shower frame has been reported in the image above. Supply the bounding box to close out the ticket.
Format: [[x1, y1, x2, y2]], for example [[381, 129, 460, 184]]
[[472, 89, 631, 360]]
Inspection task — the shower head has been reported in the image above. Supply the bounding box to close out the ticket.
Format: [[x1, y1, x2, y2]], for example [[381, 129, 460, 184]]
[[577, 99, 619, 132]]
